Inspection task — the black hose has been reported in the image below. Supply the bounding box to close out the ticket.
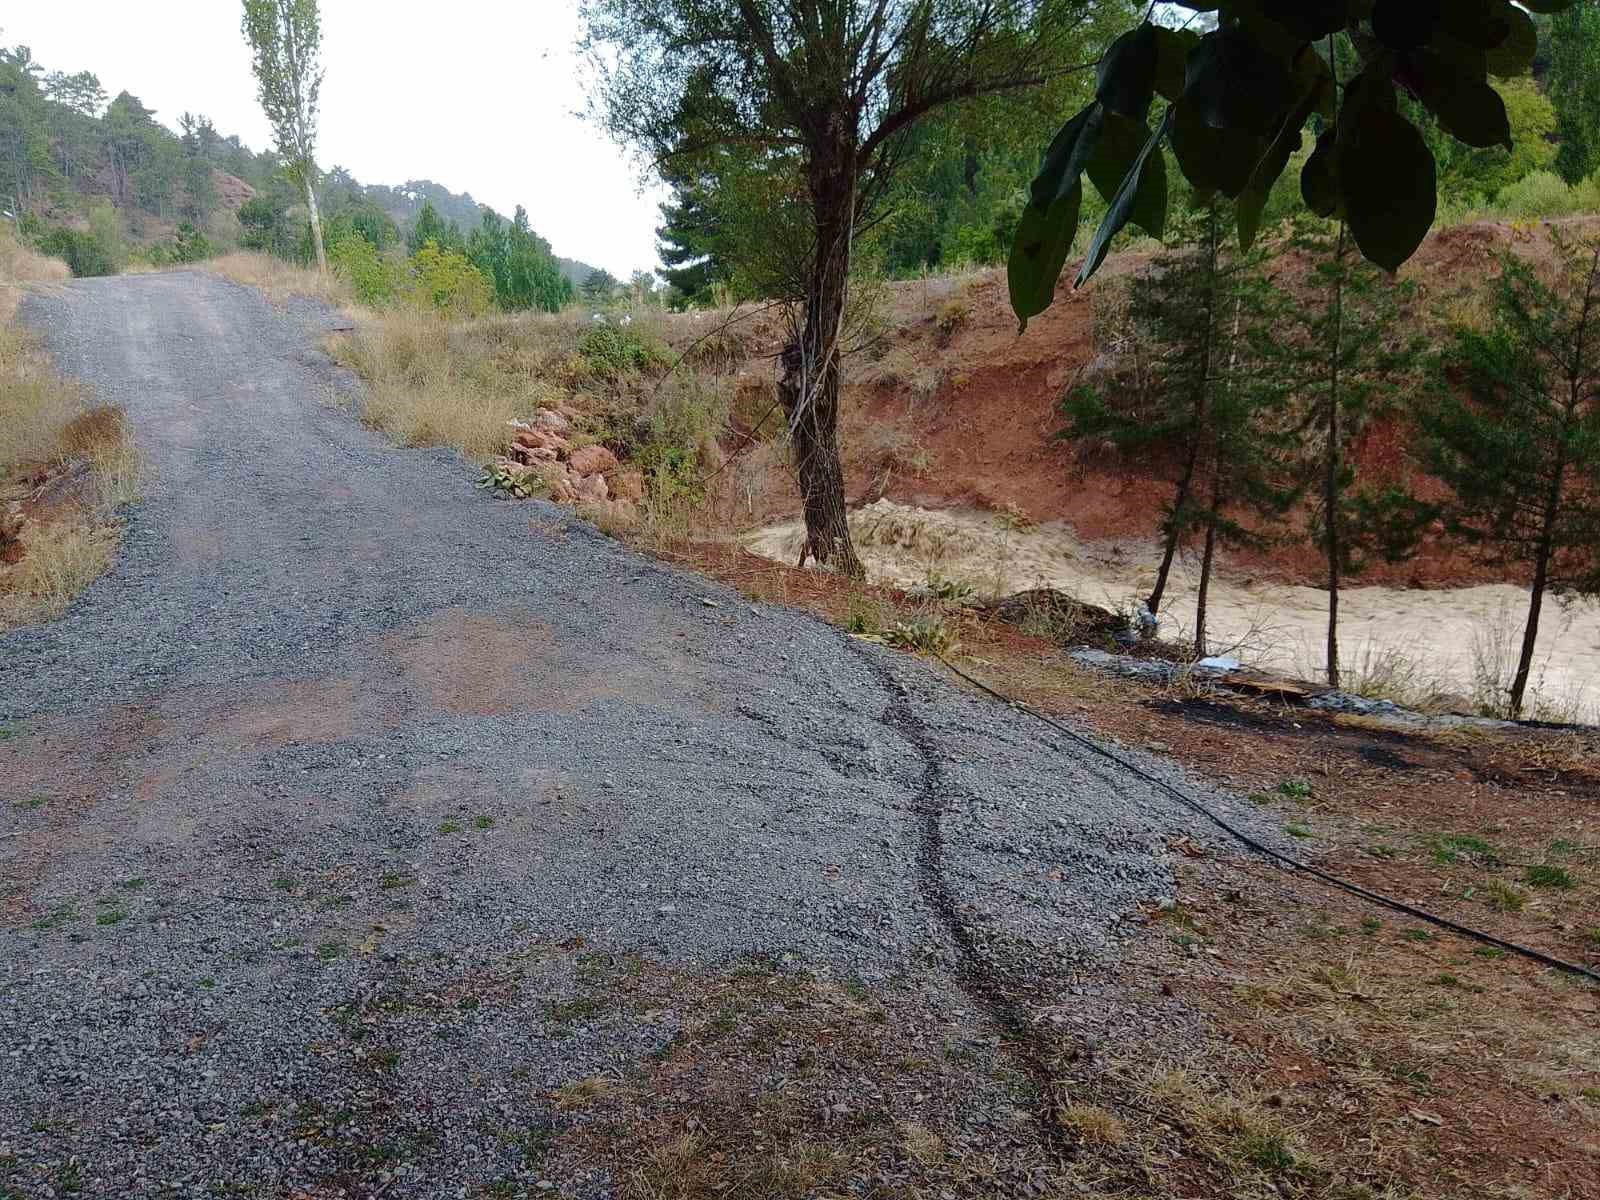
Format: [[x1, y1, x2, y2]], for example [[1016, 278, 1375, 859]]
[[935, 652, 1600, 986]]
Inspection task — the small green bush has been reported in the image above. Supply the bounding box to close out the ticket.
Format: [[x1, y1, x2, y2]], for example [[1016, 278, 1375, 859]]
[[579, 322, 669, 378], [1493, 171, 1600, 219], [37, 227, 116, 278], [330, 236, 402, 306], [148, 222, 214, 267], [407, 242, 493, 318]]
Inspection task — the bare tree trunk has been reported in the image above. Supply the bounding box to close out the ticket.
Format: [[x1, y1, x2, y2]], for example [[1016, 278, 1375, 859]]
[[1148, 205, 1221, 619], [1194, 512, 1218, 660], [1512, 463, 1566, 717], [304, 173, 327, 272], [1147, 444, 1196, 619], [780, 151, 862, 577], [1510, 539, 1551, 719], [1324, 221, 1348, 689], [1194, 451, 1223, 659]]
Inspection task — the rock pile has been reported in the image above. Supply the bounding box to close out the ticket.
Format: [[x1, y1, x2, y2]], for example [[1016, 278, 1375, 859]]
[[494, 410, 646, 522]]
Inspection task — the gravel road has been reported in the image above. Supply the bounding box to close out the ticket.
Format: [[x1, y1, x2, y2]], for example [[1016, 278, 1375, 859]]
[[2, 271, 1274, 1197]]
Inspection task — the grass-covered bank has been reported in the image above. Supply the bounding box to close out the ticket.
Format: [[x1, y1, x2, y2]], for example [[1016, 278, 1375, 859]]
[[0, 223, 140, 630]]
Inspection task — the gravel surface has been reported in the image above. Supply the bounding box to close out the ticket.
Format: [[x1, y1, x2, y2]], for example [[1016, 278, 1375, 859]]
[[2, 271, 1279, 1197]]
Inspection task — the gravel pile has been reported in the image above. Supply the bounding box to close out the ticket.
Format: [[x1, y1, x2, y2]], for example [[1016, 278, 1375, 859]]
[[2, 271, 1278, 1196]]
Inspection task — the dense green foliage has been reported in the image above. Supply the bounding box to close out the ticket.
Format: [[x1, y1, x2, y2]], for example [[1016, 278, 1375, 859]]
[[466, 208, 573, 313], [1420, 234, 1600, 716], [1011, 0, 1588, 325], [36, 224, 116, 277], [1548, 3, 1600, 185]]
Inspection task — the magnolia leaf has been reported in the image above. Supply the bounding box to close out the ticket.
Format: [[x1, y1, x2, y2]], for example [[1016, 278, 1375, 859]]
[[1342, 110, 1437, 271], [1484, 2, 1537, 78], [1076, 108, 1174, 288], [1028, 103, 1105, 207], [1172, 99, 1264, 198], [1372, 0, 1441, 51], [1302, 129, 1340, 217], [1097, 24, 1159, 122], [1152, 26, 1200, 102], [1183, 28, 1295, 137], [1087, 112, 1167, 237], [1261, 0, 1351, 39], [1009, 183, 1084, 330]]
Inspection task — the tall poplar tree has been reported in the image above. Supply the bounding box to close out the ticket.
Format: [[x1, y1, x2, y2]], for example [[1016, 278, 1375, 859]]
[[1548, 1, 1600, 185], [241, 0, 327, 271]]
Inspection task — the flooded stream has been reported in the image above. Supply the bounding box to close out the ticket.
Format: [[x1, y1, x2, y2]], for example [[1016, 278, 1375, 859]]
[[747, 500, 1600, 720]]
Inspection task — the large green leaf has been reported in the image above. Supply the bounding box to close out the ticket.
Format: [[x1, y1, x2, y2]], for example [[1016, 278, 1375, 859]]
[[1076, 108, 1175, 288], [1087, 112, 1167, 237], [1171, 98, 1264, 198], [1152, 26, 1200, 102], [1301, 129, 1340, 217], [1027, 102, 1105, 207], [1236, 64, 1328, 249], [1097, 24, 1159, 122], [1408, 48, 1511, 149], [1484, 2, 1537, 77], [1372, 0, 1441, 50], [1342, 109, 1437, 271], [1009, 183, 1083, 330], [1262, 0, 1351, 39], [1183, 27, 1295, 137]]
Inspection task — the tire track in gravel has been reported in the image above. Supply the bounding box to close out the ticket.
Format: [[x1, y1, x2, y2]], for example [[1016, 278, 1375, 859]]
[[848, 639, 1077, 1160]]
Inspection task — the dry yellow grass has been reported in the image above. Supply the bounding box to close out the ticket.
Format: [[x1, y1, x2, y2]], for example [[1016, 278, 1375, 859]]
[[331, 309, 559, 456], [0, 521, 120, 627], [206, 250, 355, 308], [1, 240, 141, 631], [0, 325, 85, 476], [0, 221, 71, 325]]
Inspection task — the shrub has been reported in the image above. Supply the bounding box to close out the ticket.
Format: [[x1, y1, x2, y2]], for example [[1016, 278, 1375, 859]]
[[330, 236, 402, 306], [407, 242, 493, 318], [37, 227, 116, 278], [152, 222, 215, 266], [1493, 170, 1600, 219], [238, 195, 296, 258], [579, 321, 669, 378]]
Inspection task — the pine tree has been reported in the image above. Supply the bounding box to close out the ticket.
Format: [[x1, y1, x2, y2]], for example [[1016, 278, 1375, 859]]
[[1267, 216, 1425, 687], [656, 167, 724, 305], [1420, 233, 1600, 717], [1062, 201, 1296, 656]]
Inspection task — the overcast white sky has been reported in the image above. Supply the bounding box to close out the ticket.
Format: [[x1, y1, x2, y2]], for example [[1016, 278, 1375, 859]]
[[6, 2, 665, 277]]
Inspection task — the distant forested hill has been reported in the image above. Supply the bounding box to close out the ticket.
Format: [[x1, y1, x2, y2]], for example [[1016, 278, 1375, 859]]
[[0, 40, 596, 278]]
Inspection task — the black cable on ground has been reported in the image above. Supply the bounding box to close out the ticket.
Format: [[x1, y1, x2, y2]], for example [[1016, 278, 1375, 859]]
[[934, 652, 1600, 987]]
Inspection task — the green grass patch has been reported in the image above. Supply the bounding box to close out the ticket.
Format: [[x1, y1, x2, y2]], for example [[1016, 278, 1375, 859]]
[[1425, 833, 1499, 866], [1524, 864, 1576, 890], [1479, 880, 1526, 912]]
